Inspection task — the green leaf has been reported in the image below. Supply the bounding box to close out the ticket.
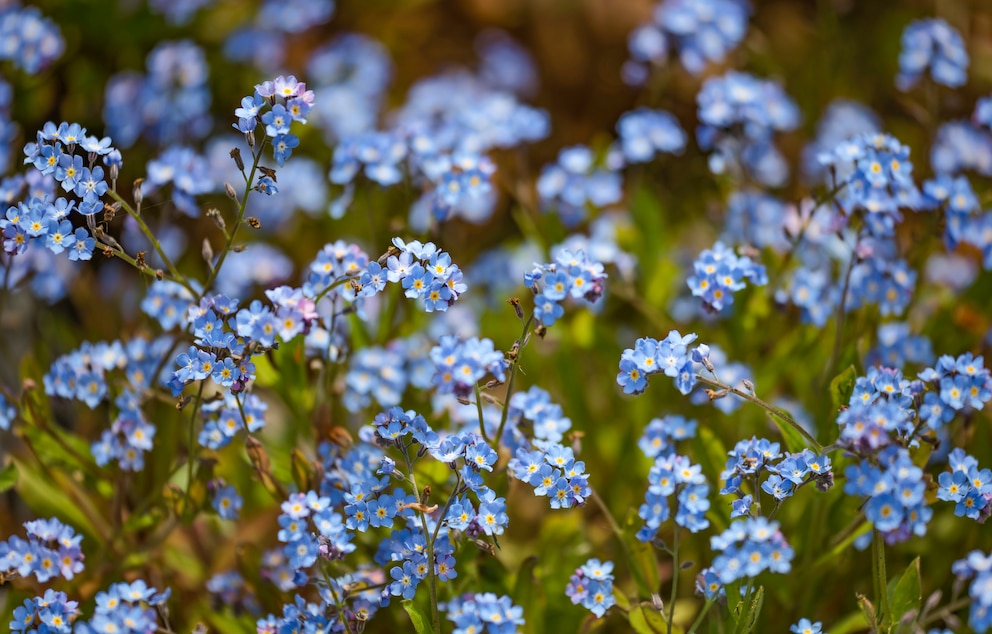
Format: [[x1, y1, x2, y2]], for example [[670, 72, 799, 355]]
[[628, 607, 670, 634], [402, 600, 436, 634], [828, 610, 872, 634], [0, 462, 17, 492], [623, 509, 661, 597], [812, 515, 871, 571], [766, 410, 811, 454], [830, 365, 858, 413], [888, 557, 921, 629], [733, 586, 764, 634]]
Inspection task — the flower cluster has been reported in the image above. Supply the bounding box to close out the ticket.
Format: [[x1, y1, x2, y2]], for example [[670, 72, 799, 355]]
[[623, 0, 750, 81], [0, 518, 84, 583], [234, 74, 315, 168], [508, 442, 590, 510], [614, 108, 686, 164], [896, 18, 968, 90], [524, 248, 607, 327], [866, 322, 933, 369], [845, 445, 930, 542], [8, 590, 78, 633], [145, 145, 214, 216], [565, 559, 616, 618], [696, 71, 800, 186], [617, 329, 702, 395], [430, 336, 507, 399], [951, 551, 992, 633], [104, 41, 211, 147], [638, 415, 696, 459], [636, 453, 711, 539], [537, 145, 622, 226], [687, 241, 768, 312], [836, 366, 916, 450], [361, 238, 468, 312], [343, 337, 434, 412], [705, 517, 793, 585], [918, 352, 992, 417], [0, 4, 64, 74], [73, 580, 172, 634], [937, 449, 991, 521], [445, 592, 526, 632], [720, 438, 833, 515], [723, 190, 790, 251], [818, 132, 921, 230], [277, 491, 356, 573], [198, 393, 268, 449], [505, 385, 574, 446]]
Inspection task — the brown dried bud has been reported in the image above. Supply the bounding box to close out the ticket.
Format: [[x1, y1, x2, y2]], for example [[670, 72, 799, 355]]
[[233, 244, 247, 253], [207, 208, 226, 232], [225, 183, 238, 199], [133, 178, 144, 205], [259, 166, 278, 182], [102, 247, 114, 258], [155, 269, 164, 280], [705, 389, 728, 401], [135, 251, 146, 268], [420, 485, 431, 506], [535, 324, 547, 339], [247, 217, 261, 229], [508, 297, 524, 319], [229, 147, 244, 172], [485, 379, 503, 389], [377, 245, 401, 266]]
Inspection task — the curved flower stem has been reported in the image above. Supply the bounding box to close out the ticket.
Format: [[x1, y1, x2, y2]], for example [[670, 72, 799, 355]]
[[473, 384, 491, 443], [872, 530, 890, 627], [93, 238, 188, 288], [106, 189, 194, 295], [403, 451, 440, 633], [589, 486, 654, 598], [920, 596, 972, 628], [493, 313, 534, 450], [200, 135, 267, 298], [184, 380, 207, 505], [693, 374, 823, 452], [686, 598, 715, 634], [667, 527, 680, 634]]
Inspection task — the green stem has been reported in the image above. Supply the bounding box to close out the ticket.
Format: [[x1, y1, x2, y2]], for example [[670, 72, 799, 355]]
[[920, 596, 972, 628], [493, 313, 534, 450], [687, 598, 716, 634], [184, 381, 207, 505], [589, 486, 654, 598], [403, 451, 440, 632], [200, 135, 267, 297], [668, 526, 680, 634], [106, 190, 194, 295], [693, 374, 822, 452], [872, 530, 890, 627], [473, 384, 491, 443]]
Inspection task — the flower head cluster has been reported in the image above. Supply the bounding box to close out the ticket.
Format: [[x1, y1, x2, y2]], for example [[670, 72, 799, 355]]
[[362, 238, 467, 312], [537, 145, 622, 226], [846, 254, 916, 316], [687, 241, 768, 312], [617, 330, 702, 395], [508, 441, 590, 510], [723, 190, 790, 251], [639, 415, 697, 459], [445, 592, 525, 632], [524, 248, 607, 327], [0, 518, 84, 583], [818, 132, 921, 229], [565, 559, 616, 618], [897, 18, 968, 90], [697, 71, 800, 187], [623, 0, 750, 81], [923, 175, 992, 262], [0, 4, 64, 74], [234, 75, 314, 167], [73, 580, 171, 634], [198, 393, 267, 449], [330, 130, 407, 186], [104, 41, 210, 147], [614, 108, 686, 164], [145, 145, 213, 216], [918, 352, 992, 418], [20, 121, 119, 223], [931, 120, 992, 177], [505, 385, 574, 446], [866, 322, 933, 370], [836, 367, 916, 451], [8, 590, 78, 633], [637, 453, 711, 539], [802, 99, 881, 182], [951, 550, 992, 633], [343, 337, 434, 412], [430, 336, 506, 399], [705, 517, 793, 585], [845, 445, 930, 543], [417, 152, 497, 223], [937, 449, 992, 522], [720, 438, 833, 515], [90, 391, 158, 471], [277, 490, 356, 573]]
